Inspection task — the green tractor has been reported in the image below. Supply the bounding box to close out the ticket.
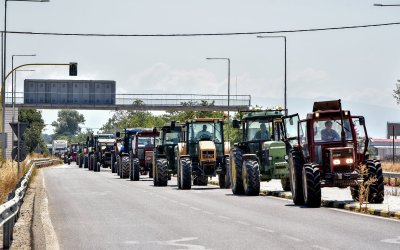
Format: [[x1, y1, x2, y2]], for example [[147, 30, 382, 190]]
[[230, 109, 290, 195], [153, 121, 184, 186]]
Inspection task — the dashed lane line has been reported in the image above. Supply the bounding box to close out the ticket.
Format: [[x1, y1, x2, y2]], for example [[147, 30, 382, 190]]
[[254, 226, 274, 233], [281, 234, 303, 242]]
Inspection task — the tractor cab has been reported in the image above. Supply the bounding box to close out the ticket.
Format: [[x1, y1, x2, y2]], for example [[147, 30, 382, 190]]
[[283, 100, 368, 187], [131, 129, 160, 176], [282, 100, 383, 207]]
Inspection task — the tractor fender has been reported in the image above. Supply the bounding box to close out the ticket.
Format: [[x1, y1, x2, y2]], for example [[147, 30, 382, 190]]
[[224, 142, 230, 155], [242, 154, 259, 162], [121, 152, 130, 157]]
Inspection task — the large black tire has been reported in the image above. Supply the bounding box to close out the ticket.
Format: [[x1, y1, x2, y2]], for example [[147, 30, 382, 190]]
[[219, 157, 231, 189], [302, 164, 321, 207], [84, 156, 88, 169], [132, 159, 140, 181], [154, 158, 168, 186], [111, 155, 116, 173], [242, 159, 260, 196], [352, 160, 384, 203], [121, 156, 130, 178], [116, 155, 121, 176], [89, 155, 94, 171], [289, 149, 305, 205], [179, 158, 192, 190], [79, 157, 83, 168], [194, 176, 208, 186], [230, 147, 244, 195], [281, 177, 291, 191], [148, 163, 153, 178], [93, 154, 98, 172]]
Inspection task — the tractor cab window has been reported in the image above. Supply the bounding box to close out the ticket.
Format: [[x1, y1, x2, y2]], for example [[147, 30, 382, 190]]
[[164, 131, 180, 145], [189, 122, 222, 142], [138, 137, 155, 147], [313, 118, 353, 143], [246, 120, 272, 141], [352, 117, 367, 154]]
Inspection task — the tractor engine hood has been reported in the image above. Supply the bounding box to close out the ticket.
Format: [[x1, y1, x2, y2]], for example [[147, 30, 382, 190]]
[[198, 141, 216, 162], [262, 141, 288, 167]]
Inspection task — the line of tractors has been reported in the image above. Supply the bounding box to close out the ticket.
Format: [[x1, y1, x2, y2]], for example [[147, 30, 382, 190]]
[[68, 100, 384, 208]]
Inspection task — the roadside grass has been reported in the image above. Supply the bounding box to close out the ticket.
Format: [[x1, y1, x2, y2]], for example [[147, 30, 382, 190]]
[[381, 162, 400, 172]]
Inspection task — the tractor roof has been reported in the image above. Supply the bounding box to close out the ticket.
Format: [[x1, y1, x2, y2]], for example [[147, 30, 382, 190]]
[[313, 100, 341, 112], [98, 138, 116, 144], [187, 118, 223, 123], [124, 128, 142, 134], [242, 110, 283, 120]]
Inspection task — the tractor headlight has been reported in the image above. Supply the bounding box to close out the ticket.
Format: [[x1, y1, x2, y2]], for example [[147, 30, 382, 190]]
[[333, 159, 341, 165], [345, 158, 354, 164], [284, 155, 289, 160], [268, 156, 273, 161]]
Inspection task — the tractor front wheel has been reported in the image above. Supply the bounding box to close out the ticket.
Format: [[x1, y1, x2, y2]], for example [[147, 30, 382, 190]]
[[281, 177, 291, 191], [154, 159, 168, 186], [230, 147, 244, 195], [302, 164, 321, 208], [121, 156, 130, 178], [242, 159, 260, 196], [180, 158, 192, 190], [367, 160, 384, 204], [289, 150, 305, 205]]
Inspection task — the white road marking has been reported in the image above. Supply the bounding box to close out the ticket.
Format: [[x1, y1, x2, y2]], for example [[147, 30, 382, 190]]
[[124, 237, 209, 250], [236, 221, 250, 226], [218, 215, 231, 220], [255, 226, 274, 233], [281, 234, 303, 242], [312, 245, 331, 250], [190, 207, 201, 211], [381, 236, 400, 244]]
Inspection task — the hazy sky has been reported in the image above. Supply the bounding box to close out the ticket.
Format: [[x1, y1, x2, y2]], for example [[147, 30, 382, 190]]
[[3, 0, 400, 137]]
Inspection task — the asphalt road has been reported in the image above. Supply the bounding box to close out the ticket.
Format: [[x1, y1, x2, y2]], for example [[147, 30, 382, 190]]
[[42, 163, 400, 250]]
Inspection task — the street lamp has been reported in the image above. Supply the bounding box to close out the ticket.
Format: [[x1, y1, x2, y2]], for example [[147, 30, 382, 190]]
[[12, 54, 36, 121], [257, 35, 287, 115], [2, 0, 49, 159], [206, 57, 231, 141]]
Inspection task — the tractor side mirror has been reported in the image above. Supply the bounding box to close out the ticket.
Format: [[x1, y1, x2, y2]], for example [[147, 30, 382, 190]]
[[86, 136, 89, 143], [116, 131, 121, 138], [359, 117, 365, 126], [153, 127, 157, 134], [289, 117, 294, 126], [171, 121, 176, 129], [232, 119, 240, 129]]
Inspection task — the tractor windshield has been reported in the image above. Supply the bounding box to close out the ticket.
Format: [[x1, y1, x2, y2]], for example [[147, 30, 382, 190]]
[[246, 120, 273, 141], [189, 122, 222, 142], [313, 118, 353, 143], [138, 137, 155, 147], [163, 131, 180, 145]]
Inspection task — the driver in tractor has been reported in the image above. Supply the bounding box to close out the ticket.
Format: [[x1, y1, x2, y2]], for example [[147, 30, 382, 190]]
[[321, 120, 340, 141], [253, 123, 270, 140], [196, 124, 213, 140]]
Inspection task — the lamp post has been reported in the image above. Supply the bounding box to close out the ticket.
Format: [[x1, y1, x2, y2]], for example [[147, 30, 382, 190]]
[[12, 54, 36, 120], [2, 0, 49, 159], [206, 57, 231, 141], [257, 35, 287, 115]]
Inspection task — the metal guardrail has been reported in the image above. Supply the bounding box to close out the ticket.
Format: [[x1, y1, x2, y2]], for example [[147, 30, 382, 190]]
[[383, 172, 400, 185], [0, 158, 56, 249]]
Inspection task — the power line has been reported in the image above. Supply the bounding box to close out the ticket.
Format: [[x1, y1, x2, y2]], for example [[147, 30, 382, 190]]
[[1, 21, 400, 37]]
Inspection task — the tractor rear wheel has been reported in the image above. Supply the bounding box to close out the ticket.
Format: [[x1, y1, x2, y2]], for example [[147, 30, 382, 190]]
[[89, 155, 94, 171], [281, 177, 291, 191], [93, 154, 98, 172], [289, 150, 305, 205], [219, 157, 231, 189], [121, 156, 130, 178], [367, 160, 384, 203], [111, 155, 116, 173], [302, 164, 321, 208], [180, 158, 192, 190], [242, 159, 260, 196], [230, 147, 244, 195], [154, 159, 168, 186], [84, 156, 88, 169], [148, 163, 153, 178]]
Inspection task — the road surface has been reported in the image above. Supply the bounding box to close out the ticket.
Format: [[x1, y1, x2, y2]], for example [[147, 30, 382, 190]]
[[41, 164, 400, 250]]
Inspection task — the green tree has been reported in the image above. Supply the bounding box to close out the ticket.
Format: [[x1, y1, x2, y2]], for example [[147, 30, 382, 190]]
[[18, 109, 48, 154], [52, 110, 85, 137]]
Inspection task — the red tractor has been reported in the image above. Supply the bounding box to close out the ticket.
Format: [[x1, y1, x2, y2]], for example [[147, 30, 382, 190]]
[[69, 143, 80, 163], [283, 100, 384, 207], [130, 129, 160, 181]]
